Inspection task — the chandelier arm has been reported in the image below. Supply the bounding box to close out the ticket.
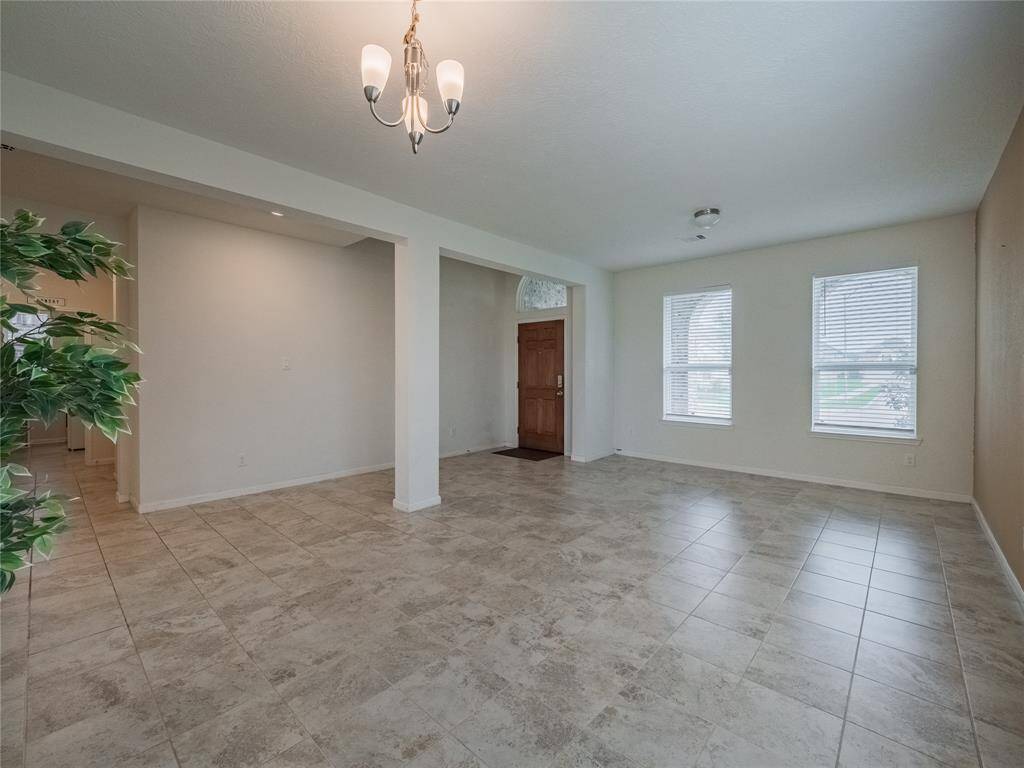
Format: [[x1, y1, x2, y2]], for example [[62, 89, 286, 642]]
[[423, 113, 455, 134], [410, 92, 453, 135], [369, 100, 404, 128]]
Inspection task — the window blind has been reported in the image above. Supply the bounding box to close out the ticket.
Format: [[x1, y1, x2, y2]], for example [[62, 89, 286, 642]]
[[663, 287, 732, 423], [812, 266, 918, 437]]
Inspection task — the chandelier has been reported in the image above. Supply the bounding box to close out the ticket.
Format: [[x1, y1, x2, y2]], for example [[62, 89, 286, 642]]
[[360, 0, 465, 154]]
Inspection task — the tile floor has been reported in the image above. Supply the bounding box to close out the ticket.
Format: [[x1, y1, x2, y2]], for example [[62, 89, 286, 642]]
[[2, 445, 1023, 768]]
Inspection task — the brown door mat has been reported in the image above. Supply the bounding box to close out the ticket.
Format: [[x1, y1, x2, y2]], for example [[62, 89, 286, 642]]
[[493, 448, 564, 461]]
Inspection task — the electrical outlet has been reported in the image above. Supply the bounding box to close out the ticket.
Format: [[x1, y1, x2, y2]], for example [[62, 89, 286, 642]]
[[281, 357, 291, 371], [238, 453, 247, 467], [902, 454, 916, 467]]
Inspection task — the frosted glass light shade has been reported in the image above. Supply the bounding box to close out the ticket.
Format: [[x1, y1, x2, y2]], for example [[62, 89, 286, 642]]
[[361, 44, 392, 91], [435, 59, 465, 103], [403, 95, 428, 134]]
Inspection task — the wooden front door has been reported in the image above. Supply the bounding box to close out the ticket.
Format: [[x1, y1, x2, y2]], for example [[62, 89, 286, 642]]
[[518, 319, 565, 453]]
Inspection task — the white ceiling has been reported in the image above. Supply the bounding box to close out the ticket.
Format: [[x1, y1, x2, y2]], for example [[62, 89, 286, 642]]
[[2, 1, 1022, 271], [1, 150, 367, 249]]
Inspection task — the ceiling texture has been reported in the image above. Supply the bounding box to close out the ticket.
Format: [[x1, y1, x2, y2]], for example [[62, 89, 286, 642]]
[[2, 1, 1022, 271]]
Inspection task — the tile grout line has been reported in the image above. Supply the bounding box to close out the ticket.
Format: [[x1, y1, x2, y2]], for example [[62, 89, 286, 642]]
[[143, 502, 337, 767], [170, 486, 504, 768], [80, 462, 188, 768], [935, 532, 986, 768], [832, 514, 879, 768], [645, 493, 840, 762], [18, 452, 1009, 768], [26, 453, 179, 766]]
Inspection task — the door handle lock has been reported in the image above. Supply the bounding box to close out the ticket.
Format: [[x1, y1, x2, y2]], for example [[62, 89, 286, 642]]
[[556, 390, 564, 397]]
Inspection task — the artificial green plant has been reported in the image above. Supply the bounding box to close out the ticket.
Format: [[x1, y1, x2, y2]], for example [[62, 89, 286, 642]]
[[0, 210, 140, 591]]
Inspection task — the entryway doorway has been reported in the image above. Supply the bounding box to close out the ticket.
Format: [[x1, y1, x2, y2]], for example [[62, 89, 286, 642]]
[[517, 319, 565, 453]]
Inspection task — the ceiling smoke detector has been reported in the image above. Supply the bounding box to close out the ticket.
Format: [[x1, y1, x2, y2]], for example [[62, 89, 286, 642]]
[[693, 208, 721, 229]]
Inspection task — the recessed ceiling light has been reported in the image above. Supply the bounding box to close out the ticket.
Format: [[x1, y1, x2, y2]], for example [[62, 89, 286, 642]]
[[693, 208, 721, 229], [270, 210, 285, 217]]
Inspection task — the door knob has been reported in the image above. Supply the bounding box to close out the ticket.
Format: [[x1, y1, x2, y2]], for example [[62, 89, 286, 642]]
[[556, 390, 564, 397]]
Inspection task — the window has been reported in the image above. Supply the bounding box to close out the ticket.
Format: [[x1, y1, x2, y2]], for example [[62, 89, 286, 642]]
[[663, 287, 732, 424], [3, 310, 48, 359], [812, 266, 918, 438], [517, 276, 568, 312]]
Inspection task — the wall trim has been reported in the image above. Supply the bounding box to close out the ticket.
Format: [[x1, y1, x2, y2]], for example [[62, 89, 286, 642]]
[[137, 461, 395, 513], [86, 457, 116, 467], [971, 498, 1024, 608], [441, 443, 510, 459], [615, 449, 972, 502], [28, 437, 67, 446], [393, 495, 442, 512], [116, 492, 130, 504], [570, 451, 614, 464]]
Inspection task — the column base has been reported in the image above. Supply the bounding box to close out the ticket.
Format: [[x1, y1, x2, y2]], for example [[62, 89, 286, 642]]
[[392, 495, 442, 513]]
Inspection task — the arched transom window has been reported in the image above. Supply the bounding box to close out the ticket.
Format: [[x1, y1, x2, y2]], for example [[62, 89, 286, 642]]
[[517, 276, 568, 312]]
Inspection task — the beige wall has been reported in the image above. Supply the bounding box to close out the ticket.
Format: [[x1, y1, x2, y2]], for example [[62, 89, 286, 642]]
[[1, 196, 121, 462], [975, 108, 1024, 587], [133, 208, 396, 509], [131, 208, 518, 510], [439, 257, 509, 456], [614, 213, 977, 500]]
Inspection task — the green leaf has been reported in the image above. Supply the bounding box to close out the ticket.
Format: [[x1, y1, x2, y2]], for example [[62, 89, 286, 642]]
[[59, 221, 91, 237], [34, 534, 54, 557], [12, 210, 44, 232], [40, 498, 64, 515], [2, 211, 141, 591], [0, 551, 26, 572], [0, 486, 27, 503]]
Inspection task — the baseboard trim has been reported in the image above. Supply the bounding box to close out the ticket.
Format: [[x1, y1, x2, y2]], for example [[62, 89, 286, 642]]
[[137, 462, 395, 513], [570, 451, 614, 464], [86, 457, 116, 467], [28, 438, 67, 446], [441, 444, 509, 459], [971, 497, 1024, 609], [116, 492, 130, 504], [614, 449, 972, 503], [393, 495, 442, 512]]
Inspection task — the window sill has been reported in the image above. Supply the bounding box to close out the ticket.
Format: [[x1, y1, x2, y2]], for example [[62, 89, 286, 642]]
[[662, 417, 733, 429], [809, 428, 921, 445]]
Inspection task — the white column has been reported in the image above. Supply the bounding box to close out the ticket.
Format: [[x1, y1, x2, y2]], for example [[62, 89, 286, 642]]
[[570, 278, 614, 463], [393, 238, 441, 511]]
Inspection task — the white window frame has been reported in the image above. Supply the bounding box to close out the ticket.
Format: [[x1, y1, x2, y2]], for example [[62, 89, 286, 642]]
[[662, 286, 733, 426], [811, 266, 919, 440]]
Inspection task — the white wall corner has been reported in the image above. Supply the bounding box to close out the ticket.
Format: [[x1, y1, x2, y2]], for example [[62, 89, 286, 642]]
[[971, 498, 1024, 609]]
